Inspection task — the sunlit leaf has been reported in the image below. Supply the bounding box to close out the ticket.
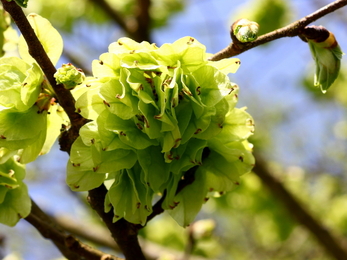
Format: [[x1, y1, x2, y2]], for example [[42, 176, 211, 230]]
[[18, 13, 63, 65], [0, 157, 30, 227]]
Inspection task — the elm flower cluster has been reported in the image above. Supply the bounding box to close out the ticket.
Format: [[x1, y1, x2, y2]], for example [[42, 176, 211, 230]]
[[67, 37, 255, 226]]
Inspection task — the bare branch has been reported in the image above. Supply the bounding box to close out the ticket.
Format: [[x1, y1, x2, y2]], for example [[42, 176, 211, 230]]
[[25, 200, 122, 260], [253, 154, 347, 260], [209, 0, 347, 61]]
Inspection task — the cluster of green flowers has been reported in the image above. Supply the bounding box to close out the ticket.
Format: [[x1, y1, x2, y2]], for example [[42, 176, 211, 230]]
[[68, 37, 255, 226]]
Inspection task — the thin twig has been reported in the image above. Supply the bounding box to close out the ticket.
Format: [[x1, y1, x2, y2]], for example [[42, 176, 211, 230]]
[[209, 0, 347, 61], [253, 154, 347, 260]]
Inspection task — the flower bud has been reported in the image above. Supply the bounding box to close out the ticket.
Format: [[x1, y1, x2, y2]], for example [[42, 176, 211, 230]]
[[232, 18, 259, 43], [54, 63, 85, 90]]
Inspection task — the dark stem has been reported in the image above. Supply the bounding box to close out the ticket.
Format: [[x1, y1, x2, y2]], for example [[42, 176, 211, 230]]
[[134, 0, 151, 42], [253, 154, 347, 260], [209, 0, 347, 60], [88, 185, 147, 260]]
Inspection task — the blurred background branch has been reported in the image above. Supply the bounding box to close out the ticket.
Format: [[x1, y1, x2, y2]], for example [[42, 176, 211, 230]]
[[25, 200, 121, 260], [87, 0, 152, 42], [253, 154, 347, 259]]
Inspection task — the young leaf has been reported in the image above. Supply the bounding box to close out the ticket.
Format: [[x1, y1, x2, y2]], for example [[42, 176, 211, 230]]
[[0, 106, 47, 151], [302, 25, 344, 93], [0, 157, 31, 227], [106, 166, 153, 225], [168, 169, 207, 227], [0, 56, 42, 111], [18, 13, 63, 65]]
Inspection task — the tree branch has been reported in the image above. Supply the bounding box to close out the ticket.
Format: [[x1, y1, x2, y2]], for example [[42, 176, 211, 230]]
[[0, 0, 89, 153], [87, 0, 129, 32], [25, 200, 122, 260], [54, 215, 213, 260], [253, 154, 347, 260], [88, 0, 152, 42], [88, 185, 147, 260], [134, 0, 151, 42], [209, 0, 347, 61]]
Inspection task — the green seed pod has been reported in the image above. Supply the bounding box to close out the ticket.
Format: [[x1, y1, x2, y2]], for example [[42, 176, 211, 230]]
[[68, 36, 255, 226], [0, 156, 31, 227], [232, 18, 259, 43], [0, 56, 67, 163], [54, 63, 86, 90]]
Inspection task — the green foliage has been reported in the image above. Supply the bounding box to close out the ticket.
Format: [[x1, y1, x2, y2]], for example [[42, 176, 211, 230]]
[[67, 36, 255, 226], [0, 156, 30, 227], [0, 6, 18, 57], [18, 13, 63, 66], [143, 170, 347, 259]]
